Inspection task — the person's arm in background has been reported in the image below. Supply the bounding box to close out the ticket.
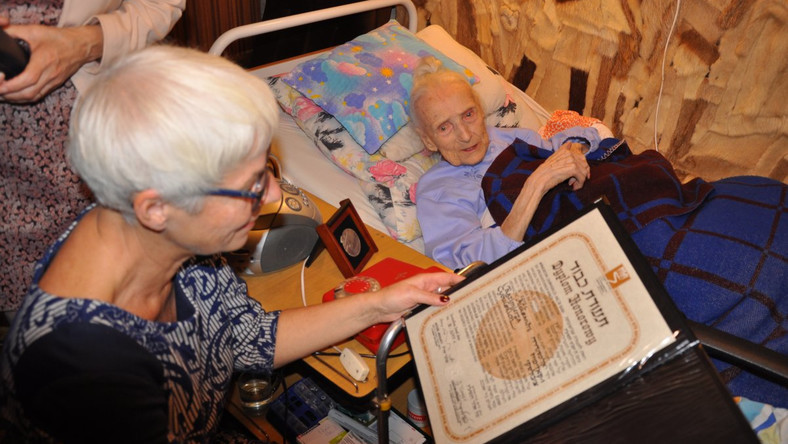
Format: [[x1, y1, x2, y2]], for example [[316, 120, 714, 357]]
[[0, 0, 185, 103], [0, 17, 102, 102], [88, 0, 186, 74]]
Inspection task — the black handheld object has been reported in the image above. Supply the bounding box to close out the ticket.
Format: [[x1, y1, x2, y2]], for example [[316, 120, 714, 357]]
[[0, 28, 30, 79]]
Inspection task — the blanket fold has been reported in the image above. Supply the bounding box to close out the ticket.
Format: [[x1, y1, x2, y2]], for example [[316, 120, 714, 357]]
[[482, 140, 715, 236]]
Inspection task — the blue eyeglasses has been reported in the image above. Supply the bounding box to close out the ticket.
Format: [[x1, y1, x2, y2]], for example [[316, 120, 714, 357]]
[[205, 170, 267, 213]]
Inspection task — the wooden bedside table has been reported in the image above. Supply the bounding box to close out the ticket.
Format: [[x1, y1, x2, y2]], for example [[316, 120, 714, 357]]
[[228, 190, 446, 438]]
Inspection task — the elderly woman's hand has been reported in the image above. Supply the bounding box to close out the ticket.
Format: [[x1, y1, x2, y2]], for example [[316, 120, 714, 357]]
[[0, 23, 102, 103], [500, 141, 591, 242], [528, 141, 591, 193], [367, 272, 464, 324]]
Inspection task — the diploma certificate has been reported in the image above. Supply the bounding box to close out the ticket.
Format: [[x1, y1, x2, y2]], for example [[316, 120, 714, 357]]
[[405, 206, 677, 444]]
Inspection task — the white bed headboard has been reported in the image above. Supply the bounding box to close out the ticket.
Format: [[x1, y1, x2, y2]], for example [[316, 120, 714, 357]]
[[209, 0, 418, 59]]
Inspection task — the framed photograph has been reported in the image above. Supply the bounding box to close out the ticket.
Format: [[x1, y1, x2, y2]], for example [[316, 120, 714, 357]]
[[316, 199, 378, 278]]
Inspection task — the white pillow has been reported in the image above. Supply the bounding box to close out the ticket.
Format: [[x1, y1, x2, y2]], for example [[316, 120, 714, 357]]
[[418, 25, 546, 132], [417, 25, 507, 116]]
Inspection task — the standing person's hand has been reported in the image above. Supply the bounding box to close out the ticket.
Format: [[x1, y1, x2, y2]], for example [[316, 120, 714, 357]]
[[0, 21, 102, 103]]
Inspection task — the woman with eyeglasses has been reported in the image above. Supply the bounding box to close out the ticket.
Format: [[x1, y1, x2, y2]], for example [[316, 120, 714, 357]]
[[0, 45, 463, 443]]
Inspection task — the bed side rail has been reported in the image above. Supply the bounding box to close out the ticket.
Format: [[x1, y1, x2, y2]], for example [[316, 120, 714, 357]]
[[209, 0, 417, 56]]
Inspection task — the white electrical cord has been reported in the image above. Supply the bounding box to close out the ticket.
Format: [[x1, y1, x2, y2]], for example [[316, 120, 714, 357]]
[[654, 0, 682, 152], [300, 256, 309, 307], [300, 256, 344, 354]]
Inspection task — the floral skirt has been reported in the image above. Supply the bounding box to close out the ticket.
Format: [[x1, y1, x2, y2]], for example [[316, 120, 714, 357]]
[[0, 81, 92, 311]]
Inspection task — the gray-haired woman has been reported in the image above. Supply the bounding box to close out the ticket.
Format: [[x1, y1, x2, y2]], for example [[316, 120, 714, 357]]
[[0, 45, 461, 442]]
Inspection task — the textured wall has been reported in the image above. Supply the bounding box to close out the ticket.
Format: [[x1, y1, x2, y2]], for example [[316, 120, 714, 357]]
[[412, 0, 787, 182]]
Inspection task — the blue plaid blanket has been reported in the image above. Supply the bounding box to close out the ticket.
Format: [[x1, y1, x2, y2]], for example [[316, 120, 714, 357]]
[[482, 140, 788, 407]]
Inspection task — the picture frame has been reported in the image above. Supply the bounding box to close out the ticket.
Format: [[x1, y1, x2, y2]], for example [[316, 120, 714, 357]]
[[316, 199, 378, 278]]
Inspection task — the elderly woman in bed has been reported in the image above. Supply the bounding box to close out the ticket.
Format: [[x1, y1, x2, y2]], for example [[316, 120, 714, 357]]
[[412, 56, 611, 271], [411, 57, 788, 408], [0, 46, 462, 442]]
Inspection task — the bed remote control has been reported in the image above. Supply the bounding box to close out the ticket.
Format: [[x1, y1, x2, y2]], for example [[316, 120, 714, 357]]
[[339, 347, 369, 381]]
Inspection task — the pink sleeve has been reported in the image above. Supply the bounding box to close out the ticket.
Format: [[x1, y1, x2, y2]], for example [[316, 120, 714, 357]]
[[94, 0, 185, 67], [66, 0, 185, 91]]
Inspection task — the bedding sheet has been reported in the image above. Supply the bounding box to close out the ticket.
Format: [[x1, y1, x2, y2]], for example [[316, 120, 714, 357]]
[[482, 140, 788, 408], [270, 109, 388, 233], [270, 109, 426, 253]]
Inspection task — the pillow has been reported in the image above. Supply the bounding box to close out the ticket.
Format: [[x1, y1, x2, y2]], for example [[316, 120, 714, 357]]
[[267, 74, 542, 244], [378, 26, 512, 162], [376, 124, 425, 163], [281, 20, 479, 154], [416, 25, 508, 119], [489, 79, 547, 130], [268, 76, 439, 243]]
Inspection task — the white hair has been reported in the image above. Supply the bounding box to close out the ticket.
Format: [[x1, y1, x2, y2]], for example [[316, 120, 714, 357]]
[[68, 45, 279, 220], [409, 56, 479, 131]]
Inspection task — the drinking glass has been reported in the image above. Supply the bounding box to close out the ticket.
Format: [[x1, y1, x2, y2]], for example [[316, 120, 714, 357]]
[[237, 370, 281, 416]]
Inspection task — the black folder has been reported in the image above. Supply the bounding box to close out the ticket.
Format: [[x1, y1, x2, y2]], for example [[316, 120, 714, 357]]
[[404, 202, 757, 443]]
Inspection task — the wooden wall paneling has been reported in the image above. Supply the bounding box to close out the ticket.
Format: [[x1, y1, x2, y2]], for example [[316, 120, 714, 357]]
[[168, 0, 262, 60], [415, 0, 787, 182]]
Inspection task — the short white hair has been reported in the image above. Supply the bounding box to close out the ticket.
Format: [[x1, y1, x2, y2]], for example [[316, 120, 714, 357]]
[[68, 45, 279, 220], [409, 56, 479, 131]]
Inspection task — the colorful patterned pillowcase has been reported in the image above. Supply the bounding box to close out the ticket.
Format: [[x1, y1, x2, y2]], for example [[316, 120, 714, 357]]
[[280, 20, 478, 154], [268, 76, 439, 242], [267, 76, 534, 243]]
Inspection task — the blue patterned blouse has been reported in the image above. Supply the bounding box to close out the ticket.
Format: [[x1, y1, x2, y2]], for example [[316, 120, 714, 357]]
[[0, 207, 280, 442]]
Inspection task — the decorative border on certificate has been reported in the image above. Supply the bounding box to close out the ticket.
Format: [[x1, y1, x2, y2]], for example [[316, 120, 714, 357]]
[[405, 208, 676, 443], [316, 199, 378, 278]]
